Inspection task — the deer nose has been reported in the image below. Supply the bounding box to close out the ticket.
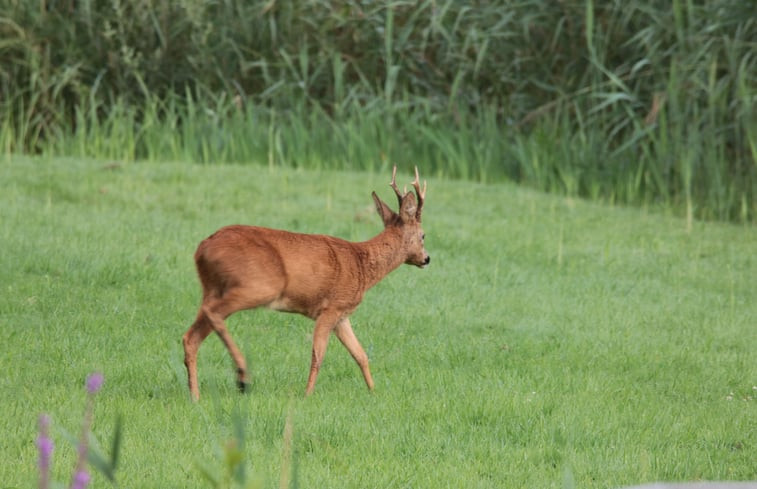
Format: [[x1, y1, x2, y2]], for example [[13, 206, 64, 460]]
[[424, 256, 430, 265]]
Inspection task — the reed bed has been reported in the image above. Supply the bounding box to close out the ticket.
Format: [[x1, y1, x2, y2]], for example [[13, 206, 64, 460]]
[[1, 0, 755, 221]]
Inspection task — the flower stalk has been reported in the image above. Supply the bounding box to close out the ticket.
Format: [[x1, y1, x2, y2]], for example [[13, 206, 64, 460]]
[[37, 414, 54, 489], [69, 372, 103, 489]]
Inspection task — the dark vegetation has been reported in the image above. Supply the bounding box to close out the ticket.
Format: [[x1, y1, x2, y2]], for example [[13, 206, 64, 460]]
[[1, 0, 755, 221]]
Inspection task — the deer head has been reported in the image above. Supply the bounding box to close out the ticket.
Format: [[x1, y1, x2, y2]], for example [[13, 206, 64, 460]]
[[372, 166, 430, 268]]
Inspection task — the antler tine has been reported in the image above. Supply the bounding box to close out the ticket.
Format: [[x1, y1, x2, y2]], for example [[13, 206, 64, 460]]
[[389, 165, 404, 206], [411, 166, 426, 221]]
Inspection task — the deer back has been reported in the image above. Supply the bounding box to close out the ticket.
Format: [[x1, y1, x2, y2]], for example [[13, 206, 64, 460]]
[[195, 225, 376, 319]]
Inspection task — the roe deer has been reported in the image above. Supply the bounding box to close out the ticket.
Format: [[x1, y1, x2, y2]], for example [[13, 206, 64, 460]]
[[182, 167, 429, 400]]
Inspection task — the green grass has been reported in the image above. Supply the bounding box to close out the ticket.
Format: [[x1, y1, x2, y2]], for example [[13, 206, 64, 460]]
[[1, 156, 755, 488]]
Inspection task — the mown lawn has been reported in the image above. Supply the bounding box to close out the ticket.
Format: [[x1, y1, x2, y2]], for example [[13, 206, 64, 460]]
[[1, 156, 754, 488]]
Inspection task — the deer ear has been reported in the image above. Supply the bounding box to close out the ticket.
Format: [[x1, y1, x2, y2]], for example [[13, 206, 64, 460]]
[[372, 192, 396, 226], [399, 192, 417, 223]]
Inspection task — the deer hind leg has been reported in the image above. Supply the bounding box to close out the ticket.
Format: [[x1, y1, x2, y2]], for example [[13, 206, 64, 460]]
[[200, 285, 282, 396], [334, 318, 375, 392], [201, 301, 249, 394], [183, 310, 214, 401]]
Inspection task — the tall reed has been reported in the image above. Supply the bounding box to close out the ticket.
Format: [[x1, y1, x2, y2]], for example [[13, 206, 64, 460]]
[[1, 0, 754, 221]]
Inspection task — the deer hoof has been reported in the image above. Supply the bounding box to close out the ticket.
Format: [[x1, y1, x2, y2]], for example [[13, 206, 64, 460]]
[[237, 380, 250, 393]]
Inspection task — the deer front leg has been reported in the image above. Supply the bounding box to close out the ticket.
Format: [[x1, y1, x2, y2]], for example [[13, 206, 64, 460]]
[[305, 311, 342, 396], [182, 310, 214, 401], [334, 318, 375, 391]]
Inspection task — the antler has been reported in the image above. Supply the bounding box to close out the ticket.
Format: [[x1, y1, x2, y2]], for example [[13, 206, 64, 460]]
[[388, 166, 426, 221], [411, 166, 426, 221], [389, 166, 404, 207]]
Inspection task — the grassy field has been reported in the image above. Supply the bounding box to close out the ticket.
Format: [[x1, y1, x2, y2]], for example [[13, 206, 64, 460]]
[[1, 156, 755, 488]]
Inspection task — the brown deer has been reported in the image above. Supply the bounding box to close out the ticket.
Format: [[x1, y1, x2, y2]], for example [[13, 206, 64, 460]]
[[182, 167, 429, 400]]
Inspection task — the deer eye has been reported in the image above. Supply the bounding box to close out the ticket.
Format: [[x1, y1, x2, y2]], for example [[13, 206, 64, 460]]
[[421, 233, 425, 241]]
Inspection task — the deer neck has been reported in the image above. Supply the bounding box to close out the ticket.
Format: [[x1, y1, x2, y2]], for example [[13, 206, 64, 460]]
[[355, 227, 407, 290]]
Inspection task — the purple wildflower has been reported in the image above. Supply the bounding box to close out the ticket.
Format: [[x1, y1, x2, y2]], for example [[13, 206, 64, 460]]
[[71, 372, 104, 488], [36, 434, 54, 468], [37, 415, 54, 466], [71, 470, 90, 489], [37, 414, 54, 489], [85, 373, 104, 394]]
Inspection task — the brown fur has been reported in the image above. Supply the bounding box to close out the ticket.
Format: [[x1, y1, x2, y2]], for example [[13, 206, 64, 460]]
[[182, 167, 429, 400]]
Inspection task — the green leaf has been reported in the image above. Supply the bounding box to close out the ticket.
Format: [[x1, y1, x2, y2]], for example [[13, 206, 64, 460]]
[[110, 414, 123, 473]]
